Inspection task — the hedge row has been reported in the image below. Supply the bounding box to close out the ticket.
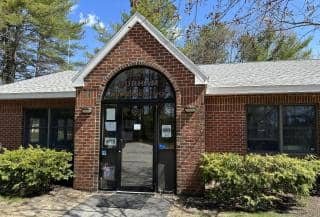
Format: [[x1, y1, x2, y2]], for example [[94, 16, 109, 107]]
[[0, 146, 73, 197], [200, 153, 320, 211]]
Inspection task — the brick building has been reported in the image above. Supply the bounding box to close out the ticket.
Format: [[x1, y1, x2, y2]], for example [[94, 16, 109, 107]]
[[0, 13, 319, 194]]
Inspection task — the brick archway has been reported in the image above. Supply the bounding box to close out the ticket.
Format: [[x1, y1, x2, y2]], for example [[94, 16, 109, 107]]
[[99, 65, 177, 192]]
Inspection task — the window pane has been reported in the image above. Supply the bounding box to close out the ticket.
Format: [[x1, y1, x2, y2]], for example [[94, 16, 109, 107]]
[[247, 106, 279, 152], [57, 128, 64, 142], [30, 128, 40, 143], [67, 119, 73, 128], [104, 67, 174, 100], [58, 119, 64, 128], [159, 103, 175, 150], [283, 106, 316, 153], [25, 109, 48, 147], [50, 109, 74, 151], [67, 129, 73, 141], [30, 118, 40, 128]]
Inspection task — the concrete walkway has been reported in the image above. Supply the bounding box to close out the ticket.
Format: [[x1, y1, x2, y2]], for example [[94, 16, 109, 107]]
[[64, 193, 173, 217]]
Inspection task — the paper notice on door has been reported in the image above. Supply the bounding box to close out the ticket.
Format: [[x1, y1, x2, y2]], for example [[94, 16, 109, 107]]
[[134, 123, 141, 131], [106, 108, 116, 120], [104, 137, 117, 148], [161, 125, 172, 138], [101, 149, 107, 156], [105, 121, 116, 131], [102, 165, 115, 181]]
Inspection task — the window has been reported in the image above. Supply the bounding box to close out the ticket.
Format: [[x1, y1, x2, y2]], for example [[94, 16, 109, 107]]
[[247, 106, 279, 152], [24, 108, 74, 150], [25, 109, 48, 147], [282, 106, 316, 152], [50, 109, 74, 151], [104, 67, 175, 101], [247, 105, 316, 153]]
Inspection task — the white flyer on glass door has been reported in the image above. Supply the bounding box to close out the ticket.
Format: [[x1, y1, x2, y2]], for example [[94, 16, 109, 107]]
[[161, 125, 172, 138], [106, 108, 115, 120], [105, 121, 116, 131]]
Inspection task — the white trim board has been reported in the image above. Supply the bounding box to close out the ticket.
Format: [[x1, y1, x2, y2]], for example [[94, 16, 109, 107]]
[[72, 12, 208, 86], [0, 91, 75, 100], [206, 84, 320, 95]]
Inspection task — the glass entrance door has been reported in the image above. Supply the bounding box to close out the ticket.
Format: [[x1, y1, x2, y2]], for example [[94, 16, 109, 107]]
[[120, 104, 154, 191], [100, 103, 175, 192]]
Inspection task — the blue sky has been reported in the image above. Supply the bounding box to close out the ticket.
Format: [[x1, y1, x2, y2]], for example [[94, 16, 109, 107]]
[[69, 1, 131, 62], [69, 0, 320, 63]]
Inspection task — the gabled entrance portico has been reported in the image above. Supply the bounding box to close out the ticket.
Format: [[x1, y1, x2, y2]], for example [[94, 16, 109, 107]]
[[73, 13, 206, 194]]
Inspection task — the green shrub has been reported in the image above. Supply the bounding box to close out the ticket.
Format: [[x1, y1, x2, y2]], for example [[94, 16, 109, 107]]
[[200, 153, 320, 211], [0, 146, 73, 197]]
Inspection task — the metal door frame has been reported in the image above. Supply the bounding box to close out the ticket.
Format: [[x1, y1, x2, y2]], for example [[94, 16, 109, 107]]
[[99, 99, 176, 192]]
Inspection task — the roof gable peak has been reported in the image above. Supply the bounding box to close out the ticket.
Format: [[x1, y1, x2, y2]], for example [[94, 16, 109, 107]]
[[73, 12, 208, 86]]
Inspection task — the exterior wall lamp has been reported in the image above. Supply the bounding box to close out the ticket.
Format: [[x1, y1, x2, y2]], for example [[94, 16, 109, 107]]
[[81, 107, 92, 114], [184, 106, 197, 113]]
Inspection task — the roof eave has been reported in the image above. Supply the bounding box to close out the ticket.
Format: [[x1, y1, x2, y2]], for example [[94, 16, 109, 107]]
[[206, 85, 320, 95], [0, 91, 76, 100]]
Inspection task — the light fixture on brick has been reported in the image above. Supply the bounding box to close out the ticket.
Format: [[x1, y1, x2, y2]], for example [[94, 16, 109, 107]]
[[184, 106, 197, 113], [81, 107, 92, 114]]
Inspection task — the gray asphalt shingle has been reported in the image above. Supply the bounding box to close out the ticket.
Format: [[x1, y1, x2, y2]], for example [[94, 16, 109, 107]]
[[0, 71, 78, 99], [1, 59, 320, 98], [199, 59, 320, 94]]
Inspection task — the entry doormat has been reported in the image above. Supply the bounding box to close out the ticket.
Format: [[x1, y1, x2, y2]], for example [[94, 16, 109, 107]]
[[96, 193, 152, 209]]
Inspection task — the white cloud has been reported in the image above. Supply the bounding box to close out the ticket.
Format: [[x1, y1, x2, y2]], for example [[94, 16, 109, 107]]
[[97, 21, 105, 29], [70, 4, 79, 12], [79, 13, 105, 29], [86, 14, 99, 27], [168, 26, 182, 40], [79, 12, 86, 24]]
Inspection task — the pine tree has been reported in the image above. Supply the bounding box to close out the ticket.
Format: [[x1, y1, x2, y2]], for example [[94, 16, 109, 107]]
[[181, 23, 235, 64], [88, 0, 179, 60], [129, 0, 180, 40], [238, 26, 312, 62], [0, 0, 83, 84]]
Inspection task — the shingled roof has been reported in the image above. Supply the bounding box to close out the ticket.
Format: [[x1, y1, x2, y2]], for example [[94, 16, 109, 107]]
[[0, 71, 78, 99], [200, 59, 320, 95], [1, 60, 320, 99]]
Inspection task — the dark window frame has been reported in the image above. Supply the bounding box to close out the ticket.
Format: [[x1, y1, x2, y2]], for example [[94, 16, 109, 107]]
[[246, 104, 317, 154], [50, 108, 74, 151], [100, 66, 177, 193], [246, 105, 280, 153], [24, 109, 49, 148], [102, 66, 175, 102], [23, 108, 74, 151]]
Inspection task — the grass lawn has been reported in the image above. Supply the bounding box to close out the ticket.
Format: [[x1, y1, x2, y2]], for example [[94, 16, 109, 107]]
[[0, 195, 25, 204], [169, 195, 320, 217], [219, 211, 291, 217]]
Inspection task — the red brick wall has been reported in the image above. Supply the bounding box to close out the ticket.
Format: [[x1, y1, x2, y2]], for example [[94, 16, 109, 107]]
[[205, 93, 320, 153], [0, 99, 75, 150], [74, 23, 206, 193]]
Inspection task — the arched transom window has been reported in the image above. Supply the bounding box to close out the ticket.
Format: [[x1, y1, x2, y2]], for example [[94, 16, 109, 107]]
[[104, 67, 174, 101]]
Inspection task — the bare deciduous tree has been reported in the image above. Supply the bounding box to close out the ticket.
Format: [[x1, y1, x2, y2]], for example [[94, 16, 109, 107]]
[[185, 0, 320, 33]]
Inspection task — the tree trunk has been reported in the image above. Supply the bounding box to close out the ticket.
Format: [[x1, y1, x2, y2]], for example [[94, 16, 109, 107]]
[[130, 0, 138, 7], [35, 36, 44, 77], [2, 26, 22, 84], [2, 50, 16, 84]]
